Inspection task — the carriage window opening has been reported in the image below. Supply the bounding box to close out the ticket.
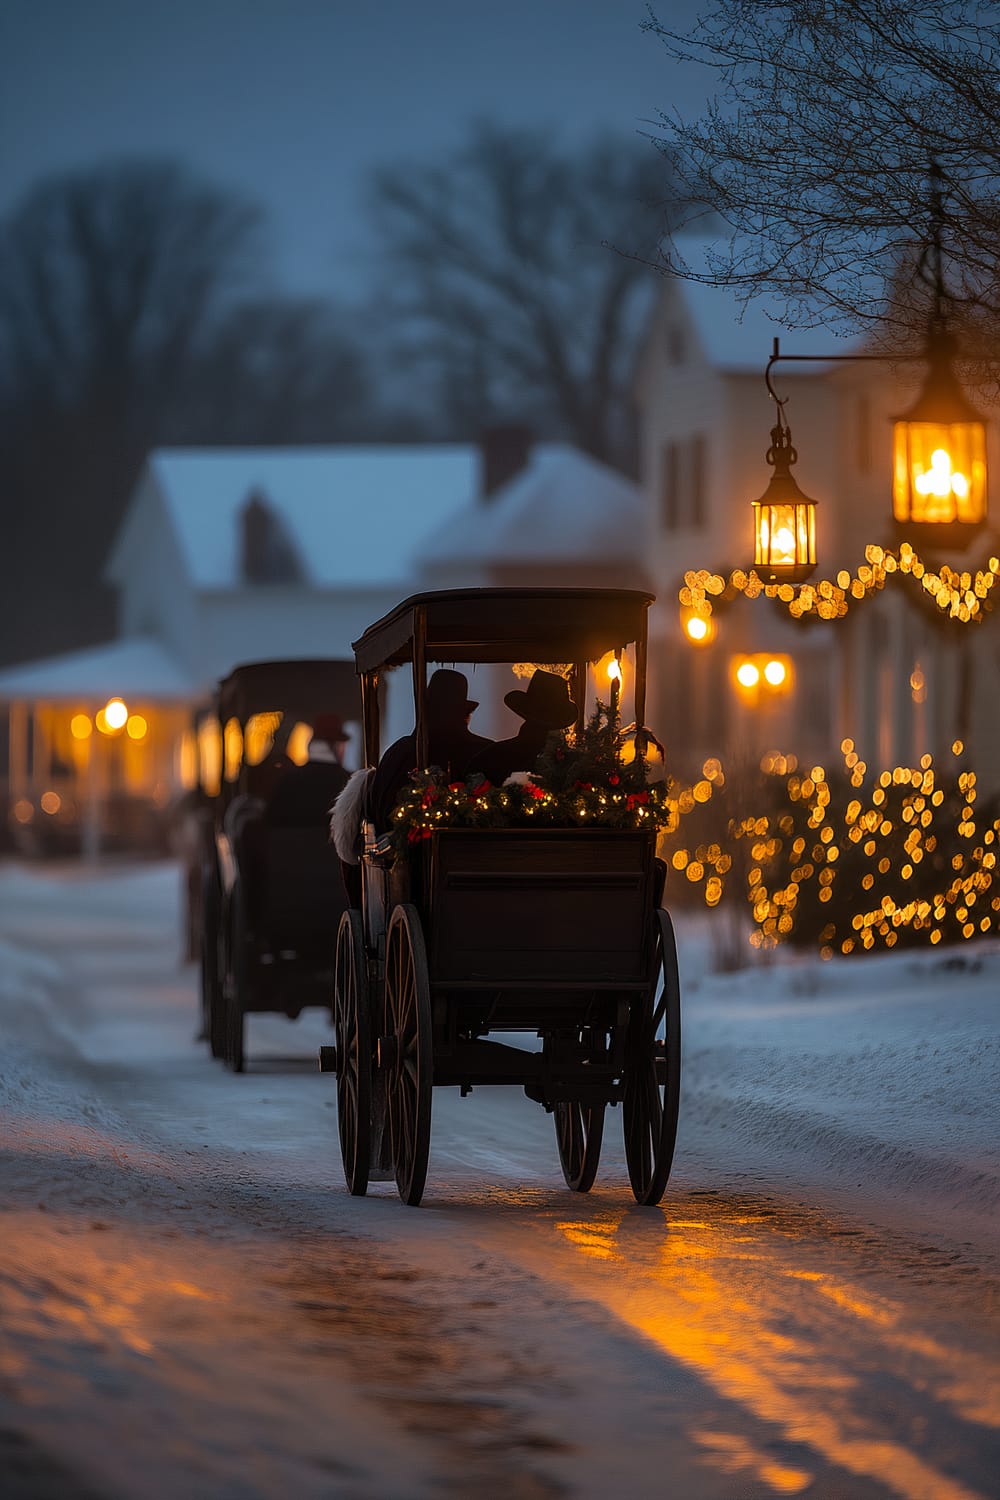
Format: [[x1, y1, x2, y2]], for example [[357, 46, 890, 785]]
[[223, 717, 243, 782], [178, 729, 198, 791], [244, 710, 283, 766], [198, 717, 223, 797], [286, 721, 313, 766], [660, 442, 680, 529]]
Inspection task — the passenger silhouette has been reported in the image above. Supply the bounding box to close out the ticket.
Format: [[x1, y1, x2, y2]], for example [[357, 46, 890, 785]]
[[468, 670, 577, 786], [369, 669, 490, 831]]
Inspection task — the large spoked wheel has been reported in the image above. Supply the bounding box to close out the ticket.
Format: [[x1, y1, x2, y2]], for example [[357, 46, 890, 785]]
[[224, 884, 248, 1074], [334, 909, 371, 1195], [623, 908, 681, 1206], [383, 904, 433, 1207], [554, 1099, 605, 1192]]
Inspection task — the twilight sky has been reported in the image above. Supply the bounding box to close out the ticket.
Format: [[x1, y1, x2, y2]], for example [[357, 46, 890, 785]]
[[1, 0, 707, 300]]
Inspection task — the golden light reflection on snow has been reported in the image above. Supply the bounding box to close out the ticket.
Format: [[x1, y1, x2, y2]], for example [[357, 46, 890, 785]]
[[692, 1429, 813, 1494], [553, 1202, 996, 1500]]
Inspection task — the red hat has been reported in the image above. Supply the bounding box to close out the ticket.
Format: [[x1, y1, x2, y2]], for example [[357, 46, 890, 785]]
[[311, 713, 349, 744]]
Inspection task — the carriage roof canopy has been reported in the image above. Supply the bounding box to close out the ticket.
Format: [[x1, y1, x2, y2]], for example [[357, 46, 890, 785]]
[[351, 588, 655, 673], [218, 658, 360, 721]]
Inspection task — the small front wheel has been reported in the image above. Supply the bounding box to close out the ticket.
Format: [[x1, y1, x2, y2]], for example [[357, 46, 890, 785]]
[[623, 909, 681, 1205], [383, 904, 433, 1206], [554, 1100, 605, 1192]]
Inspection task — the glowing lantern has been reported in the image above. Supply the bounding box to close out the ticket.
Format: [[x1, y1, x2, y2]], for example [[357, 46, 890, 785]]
[[893, 336, 987, 546], [752, 421, 817, 583]]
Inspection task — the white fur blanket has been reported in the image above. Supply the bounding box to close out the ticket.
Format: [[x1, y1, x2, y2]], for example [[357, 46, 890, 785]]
[[330, 767, 373, 864]]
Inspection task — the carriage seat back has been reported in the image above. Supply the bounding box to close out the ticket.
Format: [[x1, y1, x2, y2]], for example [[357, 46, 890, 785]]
[[261, 825, 346, 955]]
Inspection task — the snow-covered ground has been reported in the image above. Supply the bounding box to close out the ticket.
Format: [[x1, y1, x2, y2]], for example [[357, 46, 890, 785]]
[[1, 860, 998, 1500]]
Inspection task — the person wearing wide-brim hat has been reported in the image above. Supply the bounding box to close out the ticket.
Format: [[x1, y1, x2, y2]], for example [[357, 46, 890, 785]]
[[468, 669, 577, 787], [369, 668, 492, 830]]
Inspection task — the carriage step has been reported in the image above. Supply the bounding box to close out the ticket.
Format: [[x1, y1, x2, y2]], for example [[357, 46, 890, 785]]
[[318, 1045, 338, 1073]]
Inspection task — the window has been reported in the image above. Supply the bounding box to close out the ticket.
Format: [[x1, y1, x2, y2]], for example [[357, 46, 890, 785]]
[[666, 324, 686, 364], [659, 436, 708, 531], [856, 394, 872, 475], [660, 442, 679, 529], [691, 434, 706, 528]]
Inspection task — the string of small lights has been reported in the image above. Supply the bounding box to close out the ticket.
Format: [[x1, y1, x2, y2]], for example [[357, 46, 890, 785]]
[[661, 740, 999, 957], [680, 544, 999, 626]]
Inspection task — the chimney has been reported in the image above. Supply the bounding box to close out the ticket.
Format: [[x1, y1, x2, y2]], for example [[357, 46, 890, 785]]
[[479, 424, 534, 501], [240, 490, 303, 583]]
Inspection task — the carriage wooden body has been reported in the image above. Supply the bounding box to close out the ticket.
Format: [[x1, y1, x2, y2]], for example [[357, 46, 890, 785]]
[[332, 588, 682, 1206]]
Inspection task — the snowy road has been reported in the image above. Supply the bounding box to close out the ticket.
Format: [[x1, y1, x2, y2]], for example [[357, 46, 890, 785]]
[[1, 861, 998, 1499]]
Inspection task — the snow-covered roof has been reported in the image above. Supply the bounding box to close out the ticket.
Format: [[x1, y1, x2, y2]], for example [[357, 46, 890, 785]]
[[414, 446, 648, 567], [0, 636, 197, 703], [137, 446, 482, 590]]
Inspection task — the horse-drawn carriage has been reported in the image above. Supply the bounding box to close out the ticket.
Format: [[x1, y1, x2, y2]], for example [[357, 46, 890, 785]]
[[199, 658, 359, 1071], [328, 588, 681, 1207]]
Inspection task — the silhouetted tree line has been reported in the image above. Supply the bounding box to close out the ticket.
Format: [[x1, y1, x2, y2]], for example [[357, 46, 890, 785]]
[[0, 132, 678, 665]]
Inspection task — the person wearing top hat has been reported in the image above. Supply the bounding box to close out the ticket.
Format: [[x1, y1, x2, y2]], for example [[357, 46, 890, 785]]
[[369, 669, 492, 832], [265, 712, 351, 827], [467, 669, 577, 787]]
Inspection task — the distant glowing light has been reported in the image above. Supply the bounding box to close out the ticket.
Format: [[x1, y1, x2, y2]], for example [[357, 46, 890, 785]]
[[763, 658, 787, 687], [736, 661, 760, 689], [126, 714, 148, 741], [40, 791, 61, 814], [103, 698, 128, 731], [13, 798, 34, 824], [70, 714, 92, 740], [686, 616, 709, 642]]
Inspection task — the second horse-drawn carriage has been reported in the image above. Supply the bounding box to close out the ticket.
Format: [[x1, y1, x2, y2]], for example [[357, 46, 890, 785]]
[[327, 587, 682, 1207], [199, 658, 359, 1070]]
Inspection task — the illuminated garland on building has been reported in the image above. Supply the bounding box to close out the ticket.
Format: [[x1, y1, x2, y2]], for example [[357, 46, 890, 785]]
[[680, 543, 999, 625]]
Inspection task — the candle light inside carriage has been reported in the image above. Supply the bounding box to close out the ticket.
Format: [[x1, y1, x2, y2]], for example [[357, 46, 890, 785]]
[[607, 657, 622, 716]]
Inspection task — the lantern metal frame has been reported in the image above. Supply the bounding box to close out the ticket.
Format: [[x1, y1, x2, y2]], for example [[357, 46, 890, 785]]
[[751, 395, 818, 583]]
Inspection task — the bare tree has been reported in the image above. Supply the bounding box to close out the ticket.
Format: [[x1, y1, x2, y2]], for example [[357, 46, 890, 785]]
[[645, 1, 1000, 347], [367, 123, 678, 469], [0, 158, 264, 423], [0, 159, 379, 664], [173, 298, 372, 444]]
